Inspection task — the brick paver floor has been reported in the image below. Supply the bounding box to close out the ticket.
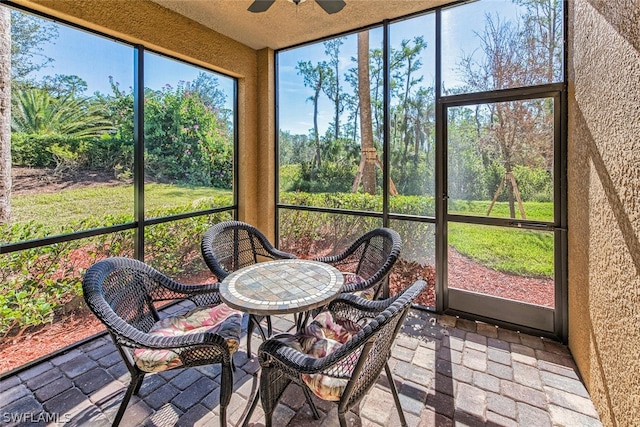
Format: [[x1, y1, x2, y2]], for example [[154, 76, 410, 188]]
[[0, 303, 602, 426]]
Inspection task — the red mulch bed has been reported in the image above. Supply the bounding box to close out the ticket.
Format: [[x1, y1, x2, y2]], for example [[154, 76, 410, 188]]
[[0, 250, 553, 375], [1, 168, 554, 374]]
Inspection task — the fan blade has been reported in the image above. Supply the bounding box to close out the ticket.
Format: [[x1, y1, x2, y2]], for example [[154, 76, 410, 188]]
[[248, 0, 276, 13], [315, 0, 346, 14]]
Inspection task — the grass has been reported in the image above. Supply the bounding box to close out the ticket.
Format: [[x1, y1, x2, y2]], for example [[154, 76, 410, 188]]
[[448, 199, 554, 222], [446, 199, 554, 278], [448, 222, 554, 278], [11, 183, 232, 229], [9, 185, 554, 278]]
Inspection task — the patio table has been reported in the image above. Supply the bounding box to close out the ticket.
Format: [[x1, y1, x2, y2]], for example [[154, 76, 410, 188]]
[[219, 258, 345, 332], [219, 259, 345, 426]]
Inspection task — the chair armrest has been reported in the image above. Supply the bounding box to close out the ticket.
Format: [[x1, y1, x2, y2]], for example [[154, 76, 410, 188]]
[[110, 314, 230, 352], [150, 274, 223, 306], [327, 292, 400, 320]]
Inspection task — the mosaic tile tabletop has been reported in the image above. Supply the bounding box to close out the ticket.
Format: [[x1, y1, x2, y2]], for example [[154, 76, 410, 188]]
[[220, 259, 345, 315]]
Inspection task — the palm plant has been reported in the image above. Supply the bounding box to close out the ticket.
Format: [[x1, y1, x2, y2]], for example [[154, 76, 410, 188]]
[[12, 88, 112, 140]]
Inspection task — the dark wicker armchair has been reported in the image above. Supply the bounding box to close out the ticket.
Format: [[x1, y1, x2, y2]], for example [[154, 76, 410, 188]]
[[313, 227, 402, 299], [82, 257, 242, 427], [256, 280, 427, 427], [201, 220, 297, 355]]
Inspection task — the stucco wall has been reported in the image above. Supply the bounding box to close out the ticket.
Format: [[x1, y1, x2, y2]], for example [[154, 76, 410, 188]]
[[13, 0, 275, 236], [567, 1, 640, 425]]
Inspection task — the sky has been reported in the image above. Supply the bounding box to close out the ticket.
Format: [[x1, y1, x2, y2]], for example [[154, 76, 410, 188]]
[[33, 23, 235, 108], [277, 0, 523, 135], [27, 0, 525, 136]]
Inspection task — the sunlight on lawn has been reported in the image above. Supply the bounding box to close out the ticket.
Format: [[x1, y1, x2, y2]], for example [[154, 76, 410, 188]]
[[10, 183, 232, 228]]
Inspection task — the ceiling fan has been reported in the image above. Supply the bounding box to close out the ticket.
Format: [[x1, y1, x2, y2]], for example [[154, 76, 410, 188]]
[[248, 0, 346, 15]]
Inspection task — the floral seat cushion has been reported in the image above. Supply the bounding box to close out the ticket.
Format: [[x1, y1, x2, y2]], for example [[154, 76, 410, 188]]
[[276, 310, 363, 401], [343, 273, 376, 300], [133, 304, 242, 373]]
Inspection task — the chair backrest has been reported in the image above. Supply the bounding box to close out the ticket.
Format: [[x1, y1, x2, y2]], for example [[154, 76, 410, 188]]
[[201, 220, 294, 280], [315, 227, 401, 295], [354, 228, 401, 278], [339, 280, 426, 411], [82, 257, 176, 341]]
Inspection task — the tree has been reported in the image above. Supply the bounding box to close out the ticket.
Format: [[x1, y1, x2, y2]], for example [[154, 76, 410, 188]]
[[457, 1, 561, 218], [144, 80, 234, 187], [0, 10, 58, 223], [322, 38, 345, 141], [389, 36, 429, 193], [12, 88, 112, 139], [353, 31, 376, 195], [515, 0, 562, 82], [39, 74, 88, 98], [296, 60, 330, 169], [0, 8, 10, 222], [9, 11, 57, 85]]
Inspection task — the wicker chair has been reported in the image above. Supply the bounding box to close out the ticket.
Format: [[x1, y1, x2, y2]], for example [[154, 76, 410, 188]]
[[313, 227, 402, 300], [201, 220, 297, 356], [257, 280, 427, 427], [82, 257, 242, 427]]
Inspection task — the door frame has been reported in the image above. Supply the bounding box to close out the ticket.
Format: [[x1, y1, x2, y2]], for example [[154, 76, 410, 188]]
[[435, 83, 567, 342]]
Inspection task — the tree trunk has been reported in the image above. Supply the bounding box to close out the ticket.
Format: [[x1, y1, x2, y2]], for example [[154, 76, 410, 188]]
[[312, 85, 321, 169], [357, 31, 376, 195], [0, 8, 11, 223]]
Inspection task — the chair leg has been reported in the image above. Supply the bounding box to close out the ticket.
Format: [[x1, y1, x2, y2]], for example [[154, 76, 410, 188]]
[[247, 317, 255, 358], [385, 362, 407, 427], [132, 371, 145, 395], [303, 386, 320, 420], [219, 407, 226, 427], [266, 315, 273, 337], [241, 388, 260, 427], [112, 372, 144, 427], [338, 411, 347, 427], [264, 411, 273, 427]]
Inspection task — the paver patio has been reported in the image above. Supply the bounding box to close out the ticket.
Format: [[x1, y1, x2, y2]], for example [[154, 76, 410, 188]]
[[0, 302, 602, 426]]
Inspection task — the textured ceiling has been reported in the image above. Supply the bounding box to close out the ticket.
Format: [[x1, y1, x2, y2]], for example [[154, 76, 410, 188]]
[[149, 0, 455, 50]]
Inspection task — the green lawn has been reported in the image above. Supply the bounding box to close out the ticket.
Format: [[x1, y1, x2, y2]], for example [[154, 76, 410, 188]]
[[9, 186, 554, 278], [448, 199, 554, 222], [11, 183, 233, 229], [448, 222, 554, 278], [446, 199, 554, 278]]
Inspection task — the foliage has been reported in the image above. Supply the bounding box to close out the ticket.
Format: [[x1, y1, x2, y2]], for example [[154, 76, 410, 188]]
[[280, 1, 561, 213], [12, 133, 78, 167], [11, 88, 113, 139], [144, 79, 234, 188], [9, 10, 58, 83], [144, 207, 232, 275], [86, 136, 134, 179], [10, 73, 234, 188], [278, 191, 553, 277], [0, 204, 232, 337], [512, 164, 553, 202], [288, 160, 357, 193], [49, 140, 89, 174], [0, 222, 97, 338]]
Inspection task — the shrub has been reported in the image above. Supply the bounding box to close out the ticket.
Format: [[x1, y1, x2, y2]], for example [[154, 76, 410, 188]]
[[11, 133, 87, 168], [87, 136, 134, 179], [0, 201, 232, 337], [512, 165, 553, 202], [279, 192, 437, 260], [288, 161, 357, 193]]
